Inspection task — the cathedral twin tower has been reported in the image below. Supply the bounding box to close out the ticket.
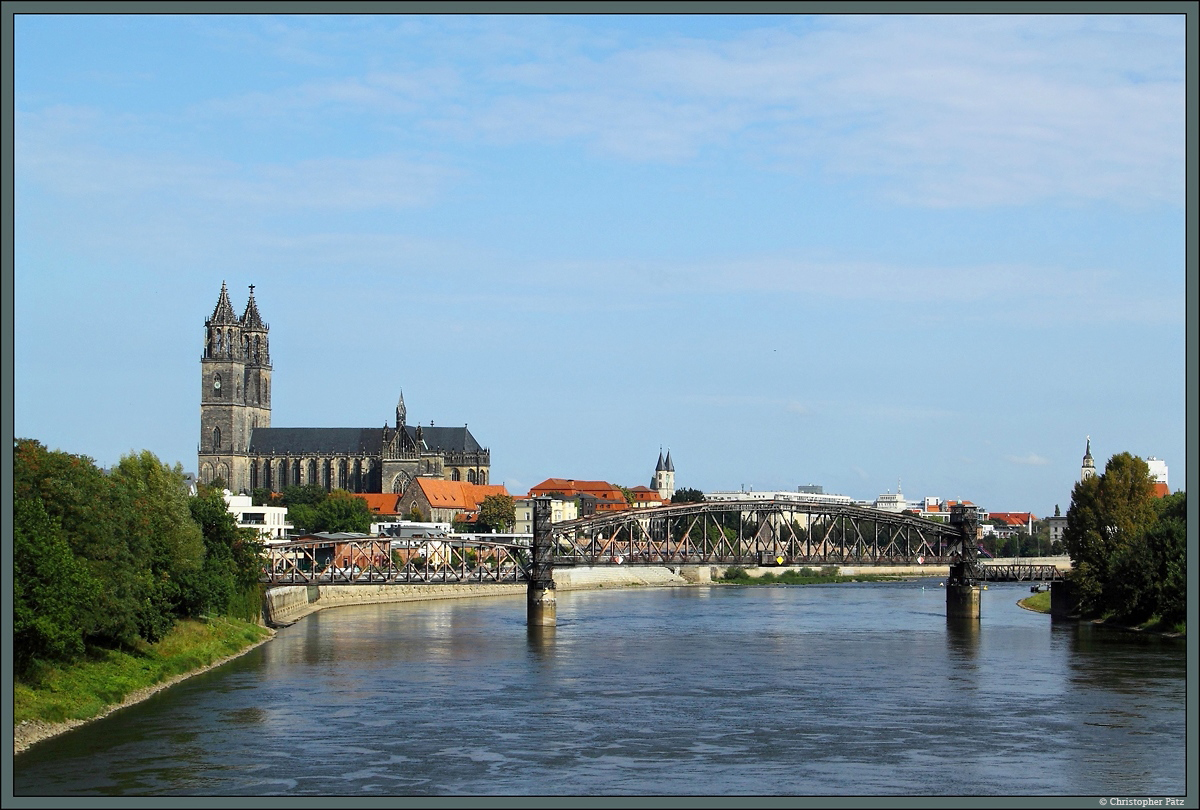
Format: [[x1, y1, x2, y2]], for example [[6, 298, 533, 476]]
[[198, 283, 489, 496]]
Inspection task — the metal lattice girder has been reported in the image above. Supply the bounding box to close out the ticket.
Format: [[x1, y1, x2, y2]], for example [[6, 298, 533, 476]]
[[547, 499, 967, 566]]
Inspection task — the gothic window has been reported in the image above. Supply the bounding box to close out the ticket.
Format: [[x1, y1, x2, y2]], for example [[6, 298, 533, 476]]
[[213, 427, 221, 452], [279, 460, 288, 489], [480, 469, 487, 485], [201, 462, 213, 484], [250, 461, 259, 490], [451, 469, 460, 481], [307, 459, 317, 484], [468, 469, 477, 484], [338, 460, 347, 490], [256, 377, 261, 404], [353, 459, 363, 492]]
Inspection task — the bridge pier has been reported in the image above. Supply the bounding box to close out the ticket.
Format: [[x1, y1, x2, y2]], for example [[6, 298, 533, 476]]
[[946, 571, 982, 619], [528, 496, 556, 627], [947, 506, 982, 620]]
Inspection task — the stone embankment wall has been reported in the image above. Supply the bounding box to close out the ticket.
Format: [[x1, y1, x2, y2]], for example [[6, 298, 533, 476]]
[[263, 582, 526, 625]]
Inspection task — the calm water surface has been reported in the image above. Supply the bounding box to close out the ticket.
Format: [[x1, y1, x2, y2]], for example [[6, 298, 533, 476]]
[[13, 580, 1187, 797]]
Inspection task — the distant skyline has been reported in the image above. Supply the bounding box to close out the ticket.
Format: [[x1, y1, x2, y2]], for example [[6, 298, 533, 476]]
[[12, 12, 1188, 516]]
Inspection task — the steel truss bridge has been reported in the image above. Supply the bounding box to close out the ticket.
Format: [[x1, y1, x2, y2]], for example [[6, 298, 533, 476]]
[[262, 535, 530, 585], [549, 499, 966, 566], [260, 499, 1064, 586]]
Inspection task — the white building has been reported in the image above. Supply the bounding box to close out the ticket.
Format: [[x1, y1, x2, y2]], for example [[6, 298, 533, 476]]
[[371, 520, 452, 539], [704, 488, 857, 508], [1146, 457, 1168, 486], [223, 490, 292, 542], [873, 482, 908, 513]]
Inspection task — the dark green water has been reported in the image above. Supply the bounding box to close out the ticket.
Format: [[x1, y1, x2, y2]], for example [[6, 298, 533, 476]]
[[12, 580, 1187, 797]]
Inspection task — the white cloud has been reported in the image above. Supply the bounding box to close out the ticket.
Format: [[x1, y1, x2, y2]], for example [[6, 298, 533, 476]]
[[419, 15, 1184, 206], [1005, 453, 1052, 466]]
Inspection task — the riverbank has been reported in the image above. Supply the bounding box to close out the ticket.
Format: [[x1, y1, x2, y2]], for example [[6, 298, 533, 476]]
[[14, 618, 273, 756]]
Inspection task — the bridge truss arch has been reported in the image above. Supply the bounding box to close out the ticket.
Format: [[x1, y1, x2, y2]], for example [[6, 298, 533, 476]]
[[549, 499, 971, 568]]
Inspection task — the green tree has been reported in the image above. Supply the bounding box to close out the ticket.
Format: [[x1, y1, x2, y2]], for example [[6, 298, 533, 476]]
[[13, 439, 140, 647], [618, 486, 635, 506], [13, 498, 98, 676], [306, 489, 372, 533], [1145, 492, 1186, 625], [407, 504, 426, 523], [109, 451, 207, 641], [672, 487, 705, 503], [478, 494, 516, 533], [1063, 452, 1160, 619], [187, 488, 265, 620], [279, 483, 328, 506]]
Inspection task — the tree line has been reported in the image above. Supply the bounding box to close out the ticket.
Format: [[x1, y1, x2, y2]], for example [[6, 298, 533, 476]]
[[13, 439, 265, 679], [1063, 452, 1186, 627]]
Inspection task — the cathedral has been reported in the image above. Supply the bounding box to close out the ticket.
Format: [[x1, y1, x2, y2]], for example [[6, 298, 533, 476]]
[[197, 283, 490, 495]]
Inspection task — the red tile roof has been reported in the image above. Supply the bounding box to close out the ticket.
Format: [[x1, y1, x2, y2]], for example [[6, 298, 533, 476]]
[[414, 479, 509, 511], [1153, 482, 1170, 498], [988, 512, 1037, 526], [354, 493, 403, 515]]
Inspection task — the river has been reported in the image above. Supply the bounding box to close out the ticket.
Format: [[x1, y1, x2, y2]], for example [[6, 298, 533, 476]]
[[11, 580, 1187, 797]]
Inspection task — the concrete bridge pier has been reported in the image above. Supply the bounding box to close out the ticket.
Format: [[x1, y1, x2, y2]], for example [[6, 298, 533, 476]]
[[946, 572, 982, 619], [528, 496, 556, 627]]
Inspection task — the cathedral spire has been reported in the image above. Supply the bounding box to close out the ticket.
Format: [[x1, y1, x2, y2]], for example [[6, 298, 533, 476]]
[[656, 449, 666, 472], [396, 390, 407, 428], [240, 284, 266, 330], [209, 281, 239, 325], [665, 449, 674, 472]]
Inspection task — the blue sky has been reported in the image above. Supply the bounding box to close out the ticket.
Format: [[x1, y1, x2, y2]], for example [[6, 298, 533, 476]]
[[12, 13, 1187, 515]]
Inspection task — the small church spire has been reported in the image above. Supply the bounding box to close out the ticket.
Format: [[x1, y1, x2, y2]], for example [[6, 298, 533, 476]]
[[1081, 435, 1096, 482]]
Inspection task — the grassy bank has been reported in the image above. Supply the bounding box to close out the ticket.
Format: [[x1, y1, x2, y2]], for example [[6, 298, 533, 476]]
[[718, 566, 903, 585], [1019, 590, 1051, 613], [15, 617, 270, 728]]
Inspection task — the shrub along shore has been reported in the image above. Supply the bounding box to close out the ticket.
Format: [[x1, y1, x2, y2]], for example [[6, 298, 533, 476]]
[[14, 617, 272, 755]]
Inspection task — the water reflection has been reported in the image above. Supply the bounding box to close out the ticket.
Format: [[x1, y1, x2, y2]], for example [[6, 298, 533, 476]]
[[945, 616, 981, 659]]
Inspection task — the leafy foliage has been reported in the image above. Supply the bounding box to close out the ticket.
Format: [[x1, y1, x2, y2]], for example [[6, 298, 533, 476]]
[[1063, 452, 1184, 624], [13, 438, 270, 675], [13, 499, 97, 678], [672, 487, 705, 503], [478, 493, 516, 533]]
